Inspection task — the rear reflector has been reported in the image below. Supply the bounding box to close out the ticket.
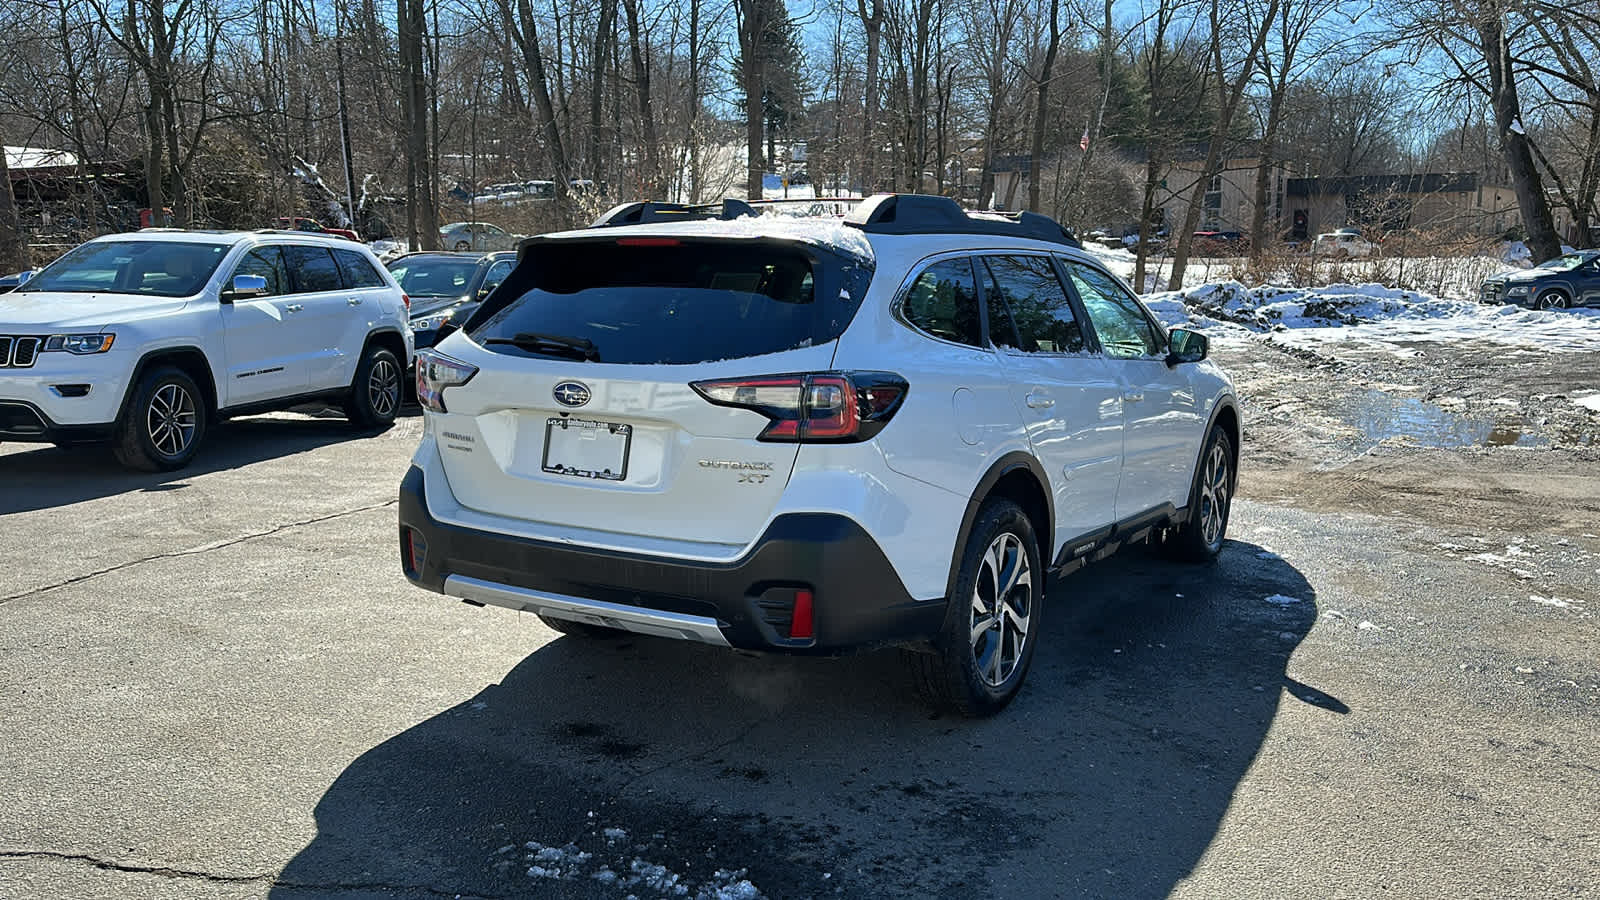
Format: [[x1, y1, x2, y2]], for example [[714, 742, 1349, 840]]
[[403, 528, 428, 577], [789, 589, 814, 640]]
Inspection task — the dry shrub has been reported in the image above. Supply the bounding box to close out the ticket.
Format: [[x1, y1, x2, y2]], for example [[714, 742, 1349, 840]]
[[1218, 228, 1508, 301]]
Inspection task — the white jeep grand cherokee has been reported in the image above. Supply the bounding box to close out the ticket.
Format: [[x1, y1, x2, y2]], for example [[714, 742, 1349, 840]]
[[399, 194, 1239, 715], [0, 230, 413, 471]]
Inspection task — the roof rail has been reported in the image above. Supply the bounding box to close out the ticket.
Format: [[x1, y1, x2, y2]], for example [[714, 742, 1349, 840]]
[[843, 193, 1081, 248], [590, 199, 758, 228]]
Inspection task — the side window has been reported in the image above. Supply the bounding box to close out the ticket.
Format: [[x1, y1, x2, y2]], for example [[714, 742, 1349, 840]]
[[481, 260, 515, 295], [229, 246, 287, 297], [981, 255, 1086, 354], [282, 245, 343, 293], [1064, 262, 1163, 359], [334, 249, 385, 288], [899, 257, 983, 347]]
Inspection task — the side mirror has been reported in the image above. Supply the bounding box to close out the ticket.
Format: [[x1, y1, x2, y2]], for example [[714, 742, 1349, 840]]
[[222, 273, 269, 303], [1166, 327, 1208, 365]]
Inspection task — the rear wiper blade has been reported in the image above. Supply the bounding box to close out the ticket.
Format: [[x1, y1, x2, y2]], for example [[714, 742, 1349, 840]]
[[483, 331, 600, 361]]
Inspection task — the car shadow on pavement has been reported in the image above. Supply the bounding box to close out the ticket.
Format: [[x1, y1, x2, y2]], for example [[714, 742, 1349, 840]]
[[273, 540, 1330, 899], [0, 410, 416, 515]]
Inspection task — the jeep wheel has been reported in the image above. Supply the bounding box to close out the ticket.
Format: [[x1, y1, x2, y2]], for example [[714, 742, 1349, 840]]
[[910, 498, 1042, 717], [1164, 426, 1235, 562], [343, 345, 402, 429], [113, 366, 206, 472]]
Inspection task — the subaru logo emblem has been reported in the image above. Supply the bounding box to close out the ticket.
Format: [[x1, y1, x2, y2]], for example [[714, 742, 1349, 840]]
[[553, 381, 591, 408]]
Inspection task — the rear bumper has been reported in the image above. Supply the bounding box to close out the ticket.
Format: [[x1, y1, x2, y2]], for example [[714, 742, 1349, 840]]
[[397, 466, 945, 653], [0, 400, 115, 443]]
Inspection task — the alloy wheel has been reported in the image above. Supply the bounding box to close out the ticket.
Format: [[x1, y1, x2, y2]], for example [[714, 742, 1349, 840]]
[[969, 532, 1033, 688], [1199, 442, 1230, 546], [146, 383, 197, 458], [368, 358, 400, 418]]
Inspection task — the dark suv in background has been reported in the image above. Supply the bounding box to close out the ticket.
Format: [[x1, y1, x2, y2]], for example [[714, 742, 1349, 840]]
[[1481, 250, 1600, 310], [387, 251, 517, 350]]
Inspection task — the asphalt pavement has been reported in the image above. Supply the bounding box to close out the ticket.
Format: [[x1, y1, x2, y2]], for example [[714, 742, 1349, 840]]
[[1, 407, 1596, 899]]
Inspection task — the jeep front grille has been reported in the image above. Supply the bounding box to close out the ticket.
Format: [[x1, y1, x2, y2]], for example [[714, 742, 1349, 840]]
[[0, 336, 42, 368]]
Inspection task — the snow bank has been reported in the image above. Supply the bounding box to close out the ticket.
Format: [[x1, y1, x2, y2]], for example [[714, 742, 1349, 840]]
[[1146, 281, 1600, 353]]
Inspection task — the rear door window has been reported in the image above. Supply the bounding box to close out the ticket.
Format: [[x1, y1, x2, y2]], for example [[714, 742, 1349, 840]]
[[283, 246, 343, 293], [980, 255, 1088, 354], [469, 239, 871, 365]]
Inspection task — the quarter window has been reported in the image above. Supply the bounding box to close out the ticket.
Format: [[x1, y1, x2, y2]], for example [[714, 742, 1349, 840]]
[[900, 257, 982, 347], [283, 246, 343, 293], [1064, 262, 1163, 359], [334, 249, 385, 288], [980, 255, 1087, 354], [230, 247, 288, 297]]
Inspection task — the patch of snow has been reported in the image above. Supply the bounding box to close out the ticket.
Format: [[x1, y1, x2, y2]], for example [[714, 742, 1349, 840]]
[[630, 859, 689, 895], [1530, 594, 1581, 609], [1264, 593, 1304, 606], [1572, 393, 1600, 414], [1357, 620, 1377, 630], [1256, 550, 1282, 560], [603, 827, 629, 843]]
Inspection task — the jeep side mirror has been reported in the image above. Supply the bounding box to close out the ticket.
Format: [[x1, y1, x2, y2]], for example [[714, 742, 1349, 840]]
[[221, 273, 270, 303], [1166, 327, 1208, 365]]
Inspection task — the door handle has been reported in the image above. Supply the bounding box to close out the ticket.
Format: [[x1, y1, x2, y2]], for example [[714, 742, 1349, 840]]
[[285, 303, 304, 313], [1025, 391, 1055, 409], [1123, 391, 1144, 402], [347, 297, 363, 306]]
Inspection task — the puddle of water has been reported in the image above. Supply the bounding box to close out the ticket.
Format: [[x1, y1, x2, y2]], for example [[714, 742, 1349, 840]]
[[1342, 389, 1548, 448]]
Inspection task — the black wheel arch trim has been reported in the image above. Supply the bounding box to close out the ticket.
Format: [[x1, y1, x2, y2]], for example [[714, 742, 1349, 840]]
[[943, 451, 1054, 602], [115, 346, 219, 425], [1187, 398, 1241, 512]]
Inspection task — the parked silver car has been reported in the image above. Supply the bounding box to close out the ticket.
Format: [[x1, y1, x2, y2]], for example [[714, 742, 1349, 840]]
[[438, 222, 521, 252]]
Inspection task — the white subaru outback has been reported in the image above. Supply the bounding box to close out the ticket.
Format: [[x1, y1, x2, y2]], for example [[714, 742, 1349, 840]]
[[0, 230, 413, 471], [398, 194, 1239, 715]]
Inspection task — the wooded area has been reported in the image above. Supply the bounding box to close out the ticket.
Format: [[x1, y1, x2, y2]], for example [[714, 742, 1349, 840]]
[[1, 0, 1598, 275]]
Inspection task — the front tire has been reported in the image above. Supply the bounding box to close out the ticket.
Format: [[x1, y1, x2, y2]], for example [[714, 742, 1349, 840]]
[[1536, 291, 1571, 310], [1165, 426, 1235, 562], [909, 498, 1042, 717], [113, 366, 207, 472], [343, 345, 402, 429]]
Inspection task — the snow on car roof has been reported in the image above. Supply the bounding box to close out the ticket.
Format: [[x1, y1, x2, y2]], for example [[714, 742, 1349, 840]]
[[539, 216, 877, 264]]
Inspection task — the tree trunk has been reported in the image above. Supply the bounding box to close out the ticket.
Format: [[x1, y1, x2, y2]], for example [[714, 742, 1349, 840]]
[[737, 0, 768, 200], [511, 0, 571, 224], [0, 149, 31, 272], [623, 0, 661, 198], [588, 0, 617, 188], [1250, 86, 1286, 259], [856, 0, 883, 194], [1028, 0, 1061, 212], [1479, 13, 1561, 261]]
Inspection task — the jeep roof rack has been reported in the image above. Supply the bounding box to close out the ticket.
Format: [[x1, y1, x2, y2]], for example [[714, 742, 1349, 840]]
[[842, 193, 1081, 248], [590, 199, 758, 228]]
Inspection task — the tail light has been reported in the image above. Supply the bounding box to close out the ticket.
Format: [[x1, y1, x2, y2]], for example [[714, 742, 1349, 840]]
[[691, 371, 908, 443], [402, 293, 412, 310], [416, 350, 478, 413]]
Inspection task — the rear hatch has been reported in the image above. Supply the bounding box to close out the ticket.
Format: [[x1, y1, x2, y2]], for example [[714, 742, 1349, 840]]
[[430, 233, 873, 552]]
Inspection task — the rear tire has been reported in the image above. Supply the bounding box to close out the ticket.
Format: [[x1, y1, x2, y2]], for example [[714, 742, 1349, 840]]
[[343, 345, 402, 429], [536, 614, 621, 638], [1164, 426, 1235, 562], [112, 366, 207, 472], [908, 498, 1042, 717]]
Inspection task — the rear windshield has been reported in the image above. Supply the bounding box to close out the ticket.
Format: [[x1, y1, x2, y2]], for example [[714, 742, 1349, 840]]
[[466, 239, 872, 365]]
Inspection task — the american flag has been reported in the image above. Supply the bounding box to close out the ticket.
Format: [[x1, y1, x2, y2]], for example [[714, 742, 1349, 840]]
[[1079, 130, 1090, 151]]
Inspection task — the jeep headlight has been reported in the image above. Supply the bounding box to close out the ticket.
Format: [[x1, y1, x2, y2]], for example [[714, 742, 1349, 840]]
[[1505, 285, 1530, 296], [43, 333, 116, 354]]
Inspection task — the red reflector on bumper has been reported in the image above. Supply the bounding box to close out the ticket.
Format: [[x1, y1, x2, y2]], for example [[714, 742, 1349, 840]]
[[789, 589, 814, 639]]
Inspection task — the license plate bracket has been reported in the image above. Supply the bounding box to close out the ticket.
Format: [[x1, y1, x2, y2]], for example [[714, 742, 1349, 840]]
[[541, 417, 632, 481]]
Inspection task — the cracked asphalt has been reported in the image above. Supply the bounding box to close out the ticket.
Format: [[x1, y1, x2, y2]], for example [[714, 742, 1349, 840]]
[[2, 375, 1598, 898]]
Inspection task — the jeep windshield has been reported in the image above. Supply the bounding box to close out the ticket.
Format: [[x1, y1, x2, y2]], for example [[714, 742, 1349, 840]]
[[465, 237, 872, 365], [18, 240, 228, 298]]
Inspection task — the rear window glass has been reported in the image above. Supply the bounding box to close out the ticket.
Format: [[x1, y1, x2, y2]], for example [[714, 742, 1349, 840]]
[[283, 246, 342, 293], [334, 249, 386, 288], [468, 240, 871, 365]]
